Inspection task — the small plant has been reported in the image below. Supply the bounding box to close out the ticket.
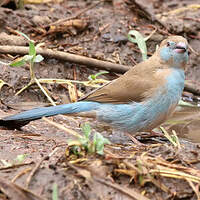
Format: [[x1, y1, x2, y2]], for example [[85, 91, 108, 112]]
[[15, 154, 27, 163], [160, 126, 181, 149], [178, 99, 197, 107], [128, 30, 148, 61], [88, 71, 109, 81], [128, 29, 156, 61], [8, 32, 110, 104], [10, 31, 56, 105], [52, 183, 58, 200], [68, 123, 110, 155], [0, 154, 27, 167]]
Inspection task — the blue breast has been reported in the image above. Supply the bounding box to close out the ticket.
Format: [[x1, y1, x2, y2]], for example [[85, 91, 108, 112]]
[[96, 68, 185, 133]]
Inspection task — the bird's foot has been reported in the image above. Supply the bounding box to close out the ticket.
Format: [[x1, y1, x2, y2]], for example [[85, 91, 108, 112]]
[[150, 130, 164, 137], [125, 133, 147, 147], [139, 131, 164, 138]]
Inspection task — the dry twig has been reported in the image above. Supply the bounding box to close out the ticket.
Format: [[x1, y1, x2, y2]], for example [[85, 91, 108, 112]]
[[0, 45, 130, 73]]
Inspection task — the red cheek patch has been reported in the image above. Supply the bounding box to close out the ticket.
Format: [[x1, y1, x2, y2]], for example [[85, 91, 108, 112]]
[[174, 49, 186, 53]]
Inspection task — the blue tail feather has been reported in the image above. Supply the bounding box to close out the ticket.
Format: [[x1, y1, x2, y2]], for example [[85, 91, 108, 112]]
[[1, 101, 100, 128]]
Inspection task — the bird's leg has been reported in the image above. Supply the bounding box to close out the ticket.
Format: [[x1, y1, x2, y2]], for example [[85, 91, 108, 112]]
[[125, 133, 146, 147], [150, 130, 164, 137], [138, 130, 164, 138]]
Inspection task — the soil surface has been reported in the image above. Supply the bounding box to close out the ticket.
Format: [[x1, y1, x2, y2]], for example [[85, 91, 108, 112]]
[[0, 0, 200, 199]]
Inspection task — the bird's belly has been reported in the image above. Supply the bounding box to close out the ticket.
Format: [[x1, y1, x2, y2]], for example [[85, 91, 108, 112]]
[[96, 97, 179, 133], [141, 101, 178, 132]]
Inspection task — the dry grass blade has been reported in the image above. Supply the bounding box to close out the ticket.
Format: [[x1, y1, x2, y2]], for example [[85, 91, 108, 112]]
[[139, 155, 200, 183], [150, 169, 200, 183], [187, 179, 200, 199], [39, 78, 110, 88], [69, 163, 150, 200], [160, 126, 181, 149], [0, 177, 46, 200], [42, 117, 82, 138], [120, 152, 200, 195], [95, 177, 150, 200]]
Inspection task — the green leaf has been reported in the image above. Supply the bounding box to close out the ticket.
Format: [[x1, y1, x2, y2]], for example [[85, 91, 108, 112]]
[[95, 132, 110, 155], [16, 31, 31, 41], [10, 57, 26, 67], [93, 132, 97, 146], [15, 154, 26, 163], [95, 71, 109, 77], [178, 99, 197, 107], [24, 55, 34, 62], [29, 41, 36, 57], [85, 132, 96, 153], [88, 71, 109, 80], [88, 74, 96, 80], [16, 31, 36, 57], [79, 138, 89, 147], [81, 123, 91, 139], [34, 54, 44, 63], [128, 30, 147, 61], [138, 175, 144, 185], [52, 183, 58, 200], [96, 133, 104, 155]]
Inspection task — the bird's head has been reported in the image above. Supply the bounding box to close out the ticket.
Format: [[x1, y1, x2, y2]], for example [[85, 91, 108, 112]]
[[158, 36, 188, 69]]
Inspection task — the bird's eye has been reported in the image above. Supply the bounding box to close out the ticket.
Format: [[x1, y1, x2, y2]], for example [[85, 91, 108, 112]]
[[166, 42, 170, 47]]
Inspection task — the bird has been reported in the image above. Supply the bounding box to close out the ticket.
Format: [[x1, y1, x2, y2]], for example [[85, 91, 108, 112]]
[[0, 36, 188, 134]]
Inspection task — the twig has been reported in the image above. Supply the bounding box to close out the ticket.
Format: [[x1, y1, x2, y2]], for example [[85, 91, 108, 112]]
[[26, 147, 59, 188], [26, 156, 48, 188], [94, 176, 150, 200], [68, 163, 149, 200], [0, 162, 34, 171], [42, 117, 82, 138], [187, 179, 200, 199], [0, 46, 131, 73], [12, 167, 32, 183], [0, 177, 47, 200], [188, 44, 199, 55]]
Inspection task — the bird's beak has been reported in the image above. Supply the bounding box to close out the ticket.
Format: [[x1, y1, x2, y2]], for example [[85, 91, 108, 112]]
[[174, 42, 187, 53]]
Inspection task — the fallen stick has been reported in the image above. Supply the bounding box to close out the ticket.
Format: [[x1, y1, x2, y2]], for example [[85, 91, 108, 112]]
[[0, 45, 131, 73]]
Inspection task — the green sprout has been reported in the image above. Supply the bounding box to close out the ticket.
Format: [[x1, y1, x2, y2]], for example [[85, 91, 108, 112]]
[[10, 31, 56, 105], [88, 71, 109, 81], [178, 99, 197, 107], [14, 154, 27, 164], [52, 183, 58, 200], [0, 154, 27, 167], [68, 123, 110, 155], [128, 29, 156, 61], [160, 126, 181, 149]]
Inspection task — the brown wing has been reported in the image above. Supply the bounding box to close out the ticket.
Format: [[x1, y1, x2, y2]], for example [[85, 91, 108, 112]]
[[80, 57, 161, 104]]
